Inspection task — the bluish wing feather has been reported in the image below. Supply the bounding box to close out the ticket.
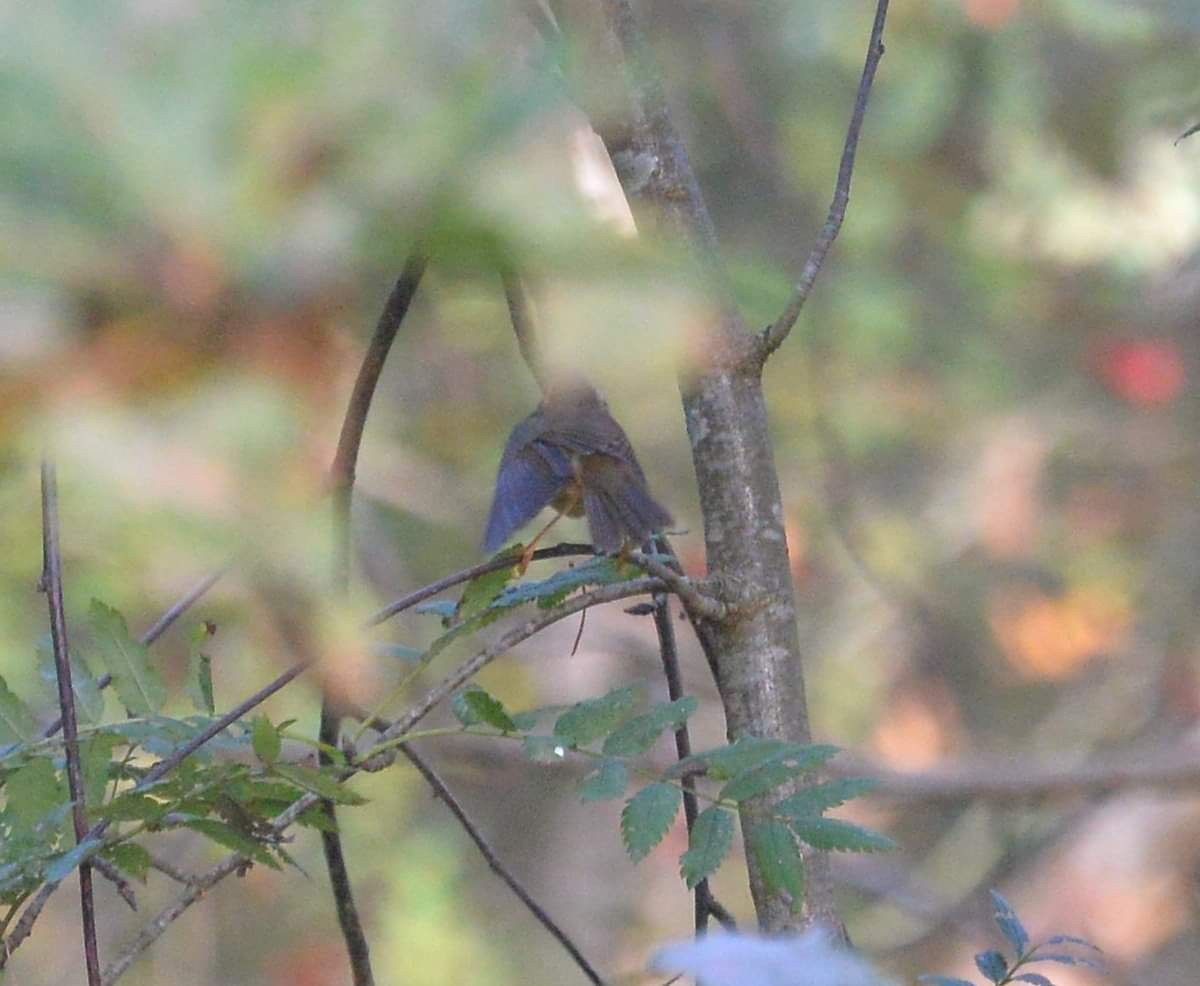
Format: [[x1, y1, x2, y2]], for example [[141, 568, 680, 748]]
[[482, 441, 572, 553]]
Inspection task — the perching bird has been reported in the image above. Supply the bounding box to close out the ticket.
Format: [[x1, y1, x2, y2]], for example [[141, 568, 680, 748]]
[[483, 380, 672, 560]]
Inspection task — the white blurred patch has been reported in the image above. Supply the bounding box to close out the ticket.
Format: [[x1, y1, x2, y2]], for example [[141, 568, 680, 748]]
[[570, 127, 638, 237], [648, 929, 893, 986]]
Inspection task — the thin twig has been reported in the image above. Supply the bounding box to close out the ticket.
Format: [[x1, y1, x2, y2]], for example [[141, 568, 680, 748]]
[[100, 855, 236, 985], [499, 263, 550, 393], [401, 745, 605, 984], [650, 590, 712, 934], [146, 855, 198, 886], [91, 857, 138, 912], [629, 552, 726, 622], [366, 542, 595, 627], [322, 246, 430, 986], [39, 460, 102, 986], [38, 566, 228, 742], [761, 0, 890, 357], [0, 883, 58, 969], [369, 576, 666, 752]]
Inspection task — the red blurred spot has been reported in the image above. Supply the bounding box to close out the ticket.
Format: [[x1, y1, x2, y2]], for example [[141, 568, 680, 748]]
[[964, 0, 1021, 28], [1097, 339, 1186, 407]]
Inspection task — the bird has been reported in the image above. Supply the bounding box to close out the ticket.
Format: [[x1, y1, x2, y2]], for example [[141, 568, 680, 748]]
[[483, 379, 673, 564]]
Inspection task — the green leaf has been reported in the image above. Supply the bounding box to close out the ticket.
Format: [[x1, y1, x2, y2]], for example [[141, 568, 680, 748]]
[[270, 763, 367, 806], [103, 842, 152, 881], [749, 820, 806, 911], [81, 733, 119, 808], [183, 819, 281, 869], [521, 735, 567, 763], [456, 564, 518, 621], [554, 685, 639, 747], [96, 792, 168, 824], [89, 600, 167, 715], [621, 783, 681, 862], [975, 949, 1008, 983], [787, 816, 895, 853], [990, 889, 1029, 956], [45, 836, 104, 883], [251, 715, 281, 765], [679, 806, 734, 889], [451, 686, 517, 732], [5, 757, 64, 835], [495, 556, 631, 611], [602, 697, 697, 757], [667, 737, 839, 782], [579, 759, 628, 802], [0, 674, 35, 744], [773, 778, 879, 817], [294, 804, 340, 832], [371, 643, 425, 662], [37, 638, 105, 725], [415, 599, 458, 618], [186, 623, 215, 714], [720, 761, 811, 803]]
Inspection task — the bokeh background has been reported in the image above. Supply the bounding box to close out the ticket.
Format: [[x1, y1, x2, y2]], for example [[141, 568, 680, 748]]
[[3, 0, 1200, 983]]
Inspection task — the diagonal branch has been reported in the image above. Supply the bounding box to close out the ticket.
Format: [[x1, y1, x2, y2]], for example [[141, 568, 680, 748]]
[[499, 263, 551, 394], [366, 542, 594, 627], [761, 0, 889, 357], [39, 460, 102, 986], [401, 745, 604, 984], [322, 244, 430, 986]]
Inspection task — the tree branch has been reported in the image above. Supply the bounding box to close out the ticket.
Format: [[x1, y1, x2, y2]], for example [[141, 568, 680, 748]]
[[499, 263, 551, 393], [368, 575, 666, 752], [761, 0, 890, 357], [401, 744, 604, 984], [836, 745, 1200, 802], [39, 460, 102, 986], [365, 542, 595, 627], [322, 245, 429, 986], [586, 0, 842, 931]]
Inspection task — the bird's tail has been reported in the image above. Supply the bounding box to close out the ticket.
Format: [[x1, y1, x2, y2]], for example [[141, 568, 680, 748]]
[[580, 457, 672, 554]]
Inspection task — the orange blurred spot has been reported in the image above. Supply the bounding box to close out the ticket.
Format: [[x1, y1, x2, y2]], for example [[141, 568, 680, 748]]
[[988, 586, 1130, 679], [872, 684, 960, 768], [964, 0, 1021, 28]]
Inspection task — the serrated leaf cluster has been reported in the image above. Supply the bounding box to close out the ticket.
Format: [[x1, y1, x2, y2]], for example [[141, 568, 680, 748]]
[[1, 601, 368, 906], [920, 891, 1105, 986], [442, 681, 890, 902]]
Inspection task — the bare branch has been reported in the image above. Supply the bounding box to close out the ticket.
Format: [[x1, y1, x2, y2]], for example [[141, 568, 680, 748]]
[[366, 542, 595, 627], [322, 244, 429, 986], [761, 0, 890, 357], [371, 576, 666, 749], [629, 551, 726, 622], [0, 883, 58, 968], [499, 264, 551, 393], [402, 745, 604, 984], [39, 460, 101, 986], [836, 745, 1200, 802], [91, 857, 138, 912], [330, 248, 429, 492]]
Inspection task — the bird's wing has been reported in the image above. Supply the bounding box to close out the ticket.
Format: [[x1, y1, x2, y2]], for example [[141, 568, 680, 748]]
[[482, 429, 574, 553]]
